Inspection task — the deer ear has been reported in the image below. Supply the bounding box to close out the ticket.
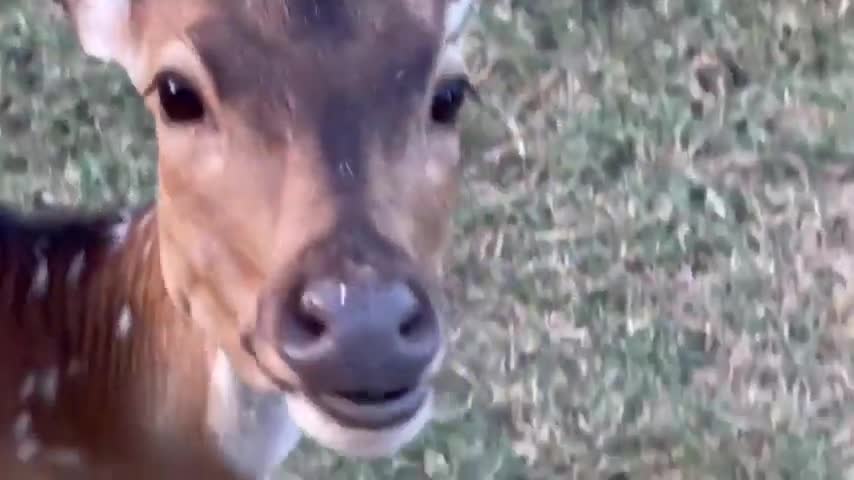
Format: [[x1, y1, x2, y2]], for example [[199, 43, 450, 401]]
[[444, 0, 475, 43], [58, 0, 135, 65]]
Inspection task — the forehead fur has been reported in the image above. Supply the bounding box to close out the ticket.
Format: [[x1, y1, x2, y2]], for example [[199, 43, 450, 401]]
[[184, 1, 447, 185], [188, 0, 443, 103]]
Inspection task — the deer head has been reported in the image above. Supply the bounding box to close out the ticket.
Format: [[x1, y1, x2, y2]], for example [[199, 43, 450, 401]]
[[58, 0, 475, 458]]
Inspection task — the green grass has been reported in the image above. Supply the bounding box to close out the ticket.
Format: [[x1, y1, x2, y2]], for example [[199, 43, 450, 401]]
[[5, 0, 854, 478]]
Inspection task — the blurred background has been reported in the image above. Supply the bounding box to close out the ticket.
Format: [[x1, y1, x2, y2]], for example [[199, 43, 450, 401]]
[[3, 0, 854, 478]]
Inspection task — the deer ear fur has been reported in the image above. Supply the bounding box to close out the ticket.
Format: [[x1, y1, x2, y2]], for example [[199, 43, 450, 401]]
[[444, 0, 475, 43], [59, 0, 134, 64]]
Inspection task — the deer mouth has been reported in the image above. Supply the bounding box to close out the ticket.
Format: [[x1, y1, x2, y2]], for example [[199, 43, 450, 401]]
[[309, 384, 430, 429], [241, 333, 432, 430]]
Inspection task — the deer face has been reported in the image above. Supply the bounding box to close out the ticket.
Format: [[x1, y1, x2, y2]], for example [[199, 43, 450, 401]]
[[59, 0, 474, 457]]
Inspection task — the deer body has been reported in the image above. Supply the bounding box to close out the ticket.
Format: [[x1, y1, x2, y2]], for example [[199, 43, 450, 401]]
[[0, 0, 475, 478], [0, 205, 300, 479]]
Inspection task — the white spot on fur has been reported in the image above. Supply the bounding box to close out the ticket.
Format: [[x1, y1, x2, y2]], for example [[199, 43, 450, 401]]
[[67, 359, 84, 377], [285, 391, 434, 458], [67, 251, 86, 286], [138, 209, 154, 232], [12, 412, 31, 441], [12, 411, 40, 462], [16, 437, 39, 462], [138, 209, 152, 225], [110, 212, 132, 247], [45, 447, 83, 467], [38, 368, 59, 405], [208, 350, 236, 427], [19, 374, 36, 402], [29, 248, 49, 299], [117, 304, 133, 338]]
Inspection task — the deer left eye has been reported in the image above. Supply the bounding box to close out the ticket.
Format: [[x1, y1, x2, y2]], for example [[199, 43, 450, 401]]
[[150, 70, 206, 124], [430, 77, 471, 125]]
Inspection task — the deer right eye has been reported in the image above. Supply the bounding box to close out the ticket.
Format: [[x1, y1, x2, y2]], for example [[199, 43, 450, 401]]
[[154, 71, 206, 123], [430, 76, 472, 126]]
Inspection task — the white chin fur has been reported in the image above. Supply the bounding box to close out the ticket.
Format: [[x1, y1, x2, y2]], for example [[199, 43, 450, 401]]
[[285, 391, 434, 458]]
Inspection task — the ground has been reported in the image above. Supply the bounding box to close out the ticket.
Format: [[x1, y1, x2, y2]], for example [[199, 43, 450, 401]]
[[2, 0, 854, 478]]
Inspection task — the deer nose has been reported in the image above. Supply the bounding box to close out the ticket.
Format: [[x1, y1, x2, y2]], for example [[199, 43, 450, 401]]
[[276, 278, 440, 427]]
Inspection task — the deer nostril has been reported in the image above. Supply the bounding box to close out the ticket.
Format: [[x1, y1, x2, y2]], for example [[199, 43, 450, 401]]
[[275, 278, 441, 399], [396, 284, 437, 345], [294, 311, 327, 340], [399, 311, 428, 340], [399, 313, 418, 338], [290, 286, 332, 341]]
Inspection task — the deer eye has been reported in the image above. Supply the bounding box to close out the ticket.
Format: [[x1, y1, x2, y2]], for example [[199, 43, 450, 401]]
[[430, 76, 471, 125], [152, 71, 206, 123]]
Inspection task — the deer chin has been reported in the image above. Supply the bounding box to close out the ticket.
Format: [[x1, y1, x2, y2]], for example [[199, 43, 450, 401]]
[[284, 389, 434, 458]]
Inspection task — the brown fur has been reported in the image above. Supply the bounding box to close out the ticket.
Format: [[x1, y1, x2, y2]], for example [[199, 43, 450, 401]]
[[0, 206, 238, 478]]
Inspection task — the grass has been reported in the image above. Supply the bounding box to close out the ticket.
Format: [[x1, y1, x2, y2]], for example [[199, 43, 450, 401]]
[[3, 0, 854, 478]]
